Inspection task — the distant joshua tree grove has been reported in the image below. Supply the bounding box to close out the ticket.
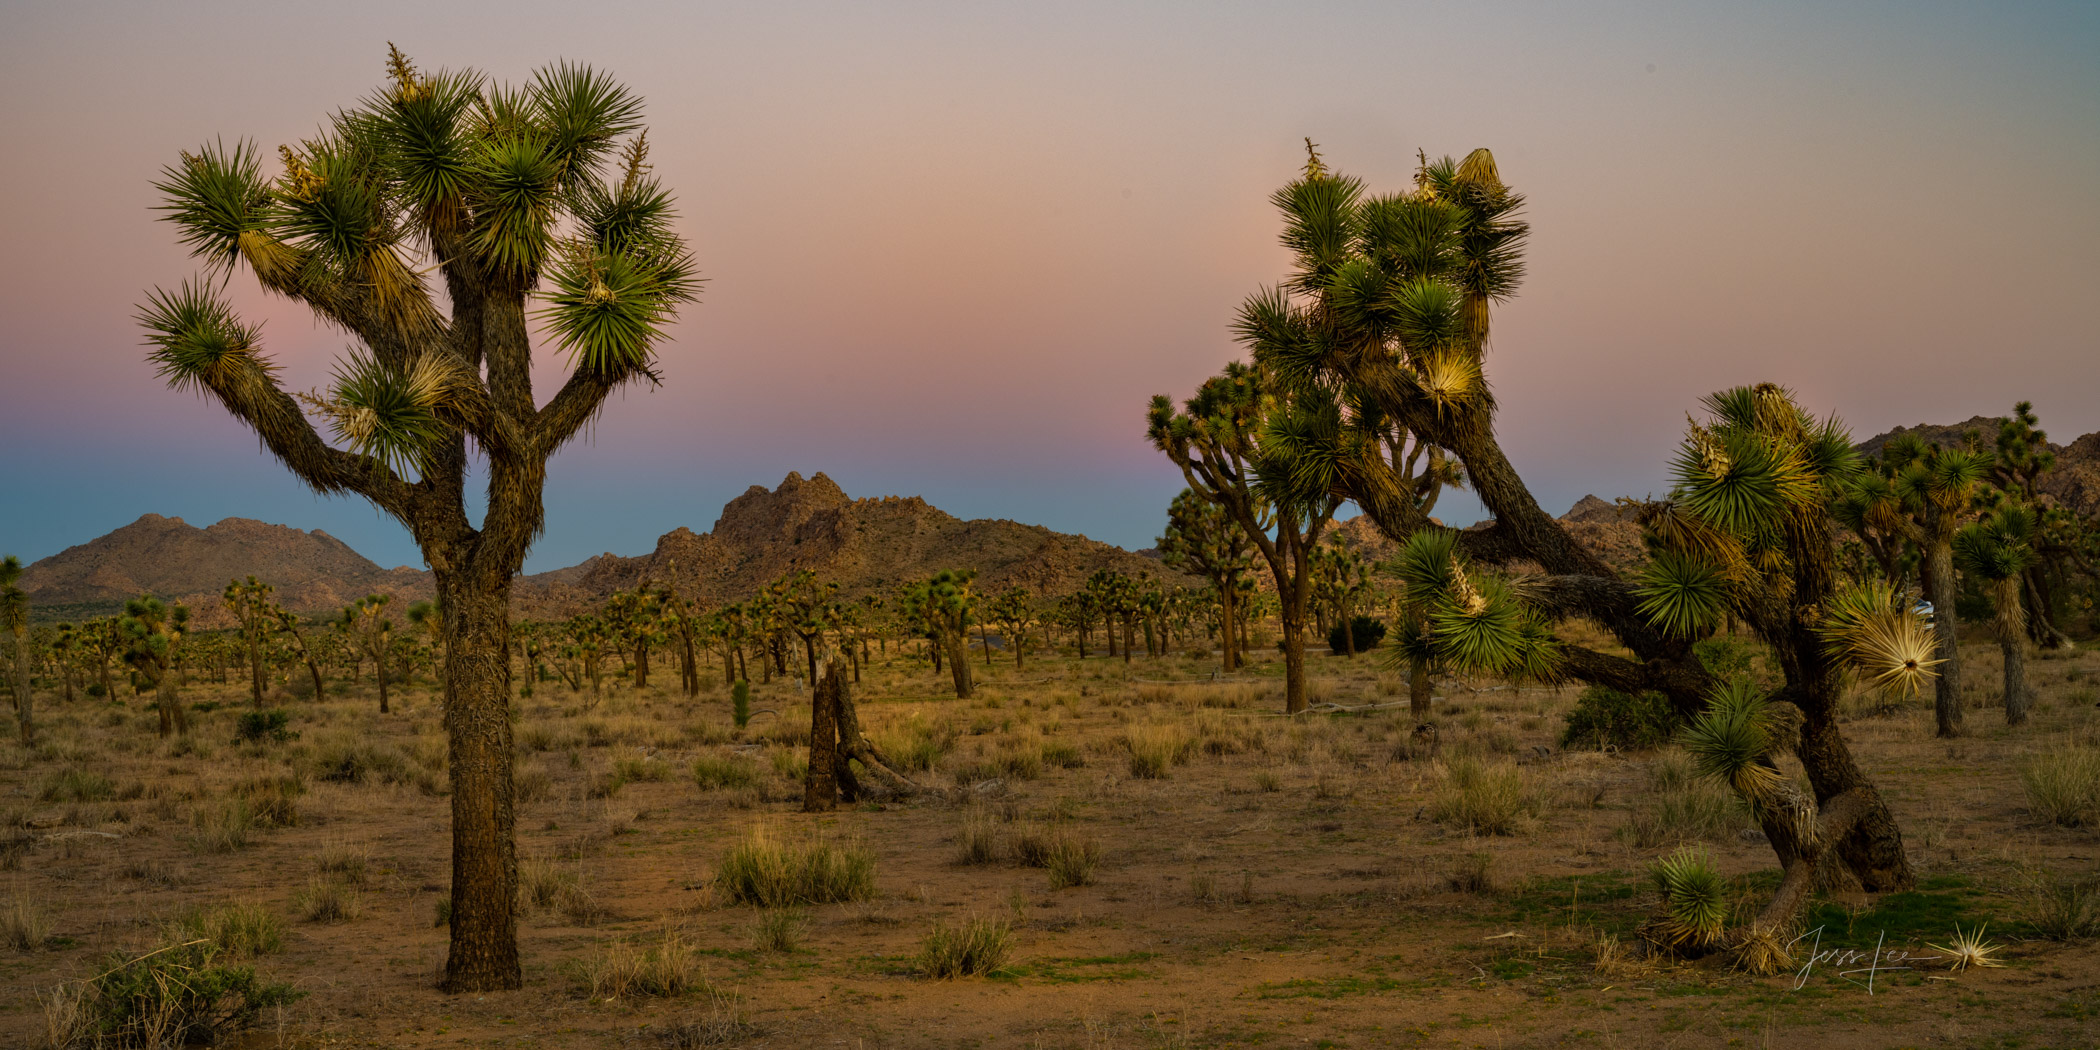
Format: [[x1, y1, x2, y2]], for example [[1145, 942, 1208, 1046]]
[[135, 46, 699, 990]]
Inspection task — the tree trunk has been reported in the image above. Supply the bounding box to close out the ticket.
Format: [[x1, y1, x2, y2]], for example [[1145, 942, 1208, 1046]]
[[1925, 541, 1963, 737], [1281, 612, 1307, 713], [11, 631, 32, 746], [376, 648, 391, 714], [804, 664, 840, 812], [247, 632, 266, 708], [2002, 633, 2029, 726], [439, 574, 522, 992], [946, 632, 974, 699], [1408, 660, 1431, 723], [155, 668, 187, 737], [1219, 583, 1238, 672]]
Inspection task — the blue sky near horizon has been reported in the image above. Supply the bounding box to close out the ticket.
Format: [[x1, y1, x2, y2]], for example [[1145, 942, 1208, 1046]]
[[2, 0, 2096, 572]]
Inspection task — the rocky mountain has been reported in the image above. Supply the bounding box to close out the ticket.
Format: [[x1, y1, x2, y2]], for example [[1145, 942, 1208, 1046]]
[[550, 471, 1184, 606], [21, 473, 1185, 625], [20, 514, 432, 626], [1858, 415, 2100, 520]]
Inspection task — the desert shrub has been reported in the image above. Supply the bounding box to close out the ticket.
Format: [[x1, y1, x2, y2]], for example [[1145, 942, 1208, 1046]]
[[994, 739, 1044, 780], [1619, 752, 1748, 847], [2021, 747, 2100, 828], [2018, 869, 2100, 941], [751, 908, 806, 952], [766, 746, 806, 782], [1446, 852, 1495, 894], [691, 755, 759, 791], [1123, 724, 1195, 779], [578, 926, 699, 999], [39, 767, 115, 804], [955, 808, 1002, 865], [1429, 758, 1539, 835], [45, 941, 302, 1047], [232, 774, 305, 828], [615, 756, 674, 783], [712, 827, 875, 907], [916, 916, 1012, 978], [515, 767, 553, 804], [1045, 834, 1101, 889], [4, 895, 51, 950], [234, 709, 296, 744], [302, 736, 412, 785], [1560, 686, 1679, 751], [519, 854, 572, 908], [1039, 739, 1085, 769], [870, 713, 957, 772], [1326, 616, 1387, 655], [187, 800, 256, 854], [731, 680, 751, 728], [312, 840, 368, 886], [171, 902, 283, 958], [295, 877, 361, 924]]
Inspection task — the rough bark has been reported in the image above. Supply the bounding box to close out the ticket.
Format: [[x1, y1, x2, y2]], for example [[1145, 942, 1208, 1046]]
[[1925, 541, 1963, 737], [440, 574, 521, 992], [1407, 661, 1431, 724], [2002, 633, 2030, 726], [804, 664, 840, 812]]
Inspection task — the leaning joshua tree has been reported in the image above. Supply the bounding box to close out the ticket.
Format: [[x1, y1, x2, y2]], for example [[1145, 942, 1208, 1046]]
[[1223, 146, 1924, 931], [136, 47, 698, 990]]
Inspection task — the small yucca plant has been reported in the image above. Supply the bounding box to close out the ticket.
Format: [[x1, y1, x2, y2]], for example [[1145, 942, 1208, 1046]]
[[1926, 924, 2004, 974], [1646, 846, 1729, 954]]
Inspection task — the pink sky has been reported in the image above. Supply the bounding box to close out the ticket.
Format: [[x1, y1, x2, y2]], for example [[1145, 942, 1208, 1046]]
[[2, 1, 2095, 570]]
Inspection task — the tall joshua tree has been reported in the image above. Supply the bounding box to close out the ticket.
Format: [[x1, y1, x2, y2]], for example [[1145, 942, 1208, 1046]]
[[136, 47, 697, 990], [223, 576, 276, 707], [1, 556, 30, 745], [1840, 434, 1993, 736], [119, 596, 191, 738], [1954, 503, 2038, 724], [1157, 489, 1254, 671], [1148, 362, 1342, 713], [1218, 145, 1922, 913], [341, 595, 396, 713]]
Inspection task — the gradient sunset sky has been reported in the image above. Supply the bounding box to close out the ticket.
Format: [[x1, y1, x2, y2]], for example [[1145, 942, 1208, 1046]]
[[2, 1, 2095, 572]]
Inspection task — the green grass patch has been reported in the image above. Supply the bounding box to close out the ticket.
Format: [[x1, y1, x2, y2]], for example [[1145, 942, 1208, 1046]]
[[1001, 951, 1161, 984]]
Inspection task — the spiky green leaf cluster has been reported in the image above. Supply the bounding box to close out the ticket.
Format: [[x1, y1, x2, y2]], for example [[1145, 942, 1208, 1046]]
[[142, 46, 700, 475], [1648, 846, 1729, 952]]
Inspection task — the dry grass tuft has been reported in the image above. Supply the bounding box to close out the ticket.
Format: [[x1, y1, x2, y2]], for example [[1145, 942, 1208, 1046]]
[[916, 915, 1012, 978], [580, 925, 700, 1000], [1429, 758, 1540, 835], [712, 825, 875, 907], [2020, 746, 2100, 828]]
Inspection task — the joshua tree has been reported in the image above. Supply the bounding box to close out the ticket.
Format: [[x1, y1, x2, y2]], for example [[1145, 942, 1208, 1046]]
[[1, 556, 30, 745], [222, 576, 276, 707], [1311, 543, 1372, 656], [1148, 363, 1341, 713], [770, 570, 838, 686], [1158, 489, 1254, 670], [1840, 434, 1993, 736], [340, 595, 396, 713], [989, 587, 1034, 667], [119, 596, 190, 737], [274, 608, 328, 702], [1954, 503, 2038, 724], [1990, 402, 2083, 650], [136, 46, 697, 990], [1213, 146, 1924, 924], [913, 570, 977, 698], [51, 622, 82, 705]]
